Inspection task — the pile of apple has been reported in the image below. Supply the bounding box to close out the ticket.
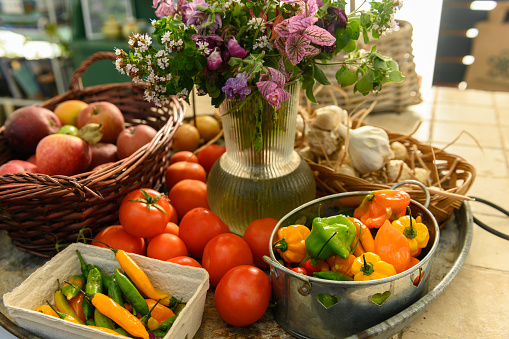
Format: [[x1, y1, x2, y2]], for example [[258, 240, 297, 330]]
[[0, 100, 158, 177]]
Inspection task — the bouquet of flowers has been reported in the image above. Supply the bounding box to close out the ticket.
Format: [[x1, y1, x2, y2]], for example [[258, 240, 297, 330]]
[[114, 0, 404, 111]]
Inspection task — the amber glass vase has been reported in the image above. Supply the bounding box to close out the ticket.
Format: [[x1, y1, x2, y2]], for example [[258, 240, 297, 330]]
[[206, 81, 316, 235]]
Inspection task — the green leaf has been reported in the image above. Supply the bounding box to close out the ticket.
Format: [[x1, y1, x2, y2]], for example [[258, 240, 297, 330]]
[[349, 20, 360, 40], [334, 26, 352, 53], [362, 28, 370, 44], [172, 54, 186, 70], [343, 39, 357, 53], [388, 70, 405, 82], [355, 72, 374, 94], [373, 57, 387, 70], [335, 66, 357, 87], [313, 64, 331, 85]]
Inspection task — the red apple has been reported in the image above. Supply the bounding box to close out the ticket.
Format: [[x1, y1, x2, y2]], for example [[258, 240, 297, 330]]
[[3, 106, 61, 156], [116, 124, 157, 159], [89, 143, 118, 170], [36, 134, 92, 176], [0, 162, 25, 176], [76, 101, 125, 143], [7, 160, 37, 173]]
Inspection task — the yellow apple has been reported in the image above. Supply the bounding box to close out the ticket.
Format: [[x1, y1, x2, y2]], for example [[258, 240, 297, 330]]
[[53, 100, 88, 126]]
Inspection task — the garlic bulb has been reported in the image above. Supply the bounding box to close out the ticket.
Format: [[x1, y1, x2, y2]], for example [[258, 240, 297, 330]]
[[311, 105, 348, 130], [391, 141, 408, 161], [306, 127, 342, 157], [386, 160, 414, 182], [414, 167, 431, 185], [337, 124, 394, 174]]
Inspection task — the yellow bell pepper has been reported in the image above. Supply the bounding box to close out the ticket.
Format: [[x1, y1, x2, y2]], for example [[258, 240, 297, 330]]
[[351, 252, 397, 281], [392, 215, 429, 257], [273, 225, 310, 263]]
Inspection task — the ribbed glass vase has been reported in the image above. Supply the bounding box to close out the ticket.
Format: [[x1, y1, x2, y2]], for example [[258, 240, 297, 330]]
[[207, 80, 316, 235]]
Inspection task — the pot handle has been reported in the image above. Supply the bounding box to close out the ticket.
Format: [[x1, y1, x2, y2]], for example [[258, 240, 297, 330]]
[[263, 255, 310, 283], [390, 180, 430, 208]]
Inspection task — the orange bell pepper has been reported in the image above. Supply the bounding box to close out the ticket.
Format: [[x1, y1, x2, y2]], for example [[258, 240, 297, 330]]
[[374, 220, 411, 273], [273, 224, 310, 263], [353, 189, 411, 229]]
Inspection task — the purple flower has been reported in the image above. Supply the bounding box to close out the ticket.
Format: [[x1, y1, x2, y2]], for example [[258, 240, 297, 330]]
[[318, 7, 347, 53], [256, 67, 291, 109], [181, 0, 208, 27], [226, 37, 249, 58], [207, 48, 222, 70], [153, 0, 176, 17], [222, 73, 251, 101]]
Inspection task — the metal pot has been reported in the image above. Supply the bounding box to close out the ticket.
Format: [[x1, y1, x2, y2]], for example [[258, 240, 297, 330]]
[[264, 181, 440, 339]]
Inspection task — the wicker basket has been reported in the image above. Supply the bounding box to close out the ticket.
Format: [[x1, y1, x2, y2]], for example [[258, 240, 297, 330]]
[[0, 52, 186, 258], [305, 130, 476, 226], [312, 20, 422, 113]]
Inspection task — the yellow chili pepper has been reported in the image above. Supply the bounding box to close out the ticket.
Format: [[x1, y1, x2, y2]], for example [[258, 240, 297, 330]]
[[115, 249, 169, 300], [35, 305, 58, 318], [91, 293, 149, 339], [273, 224, 310, 263], [351, 252, 397, 281], [328, 254, 356, 277], [54, 287, 85, 324], [392, 215, 429, 257]]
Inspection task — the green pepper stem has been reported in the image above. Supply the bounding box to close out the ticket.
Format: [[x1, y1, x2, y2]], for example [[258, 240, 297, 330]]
[[361, 254, 374, 276], [403, 206, 417, 239], [64, 280, 93, 302], [317, 231, 338, 258], [272, 238, 288, 252], [46, 301, 67, 319]]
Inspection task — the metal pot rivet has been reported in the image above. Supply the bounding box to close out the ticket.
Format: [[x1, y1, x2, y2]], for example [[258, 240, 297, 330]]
[[298, 283, 311, 296]]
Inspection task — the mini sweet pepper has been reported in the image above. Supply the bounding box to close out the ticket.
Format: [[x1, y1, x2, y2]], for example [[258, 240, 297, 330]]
[[305, 214, 357, 260], [351, 252, 397, 281], [392, 214, 430, 257], [353, 189, 411, 229], [273, 224, 310, 263]]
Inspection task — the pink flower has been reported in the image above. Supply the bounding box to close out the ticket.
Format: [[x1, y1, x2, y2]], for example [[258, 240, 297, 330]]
[[256, 67, 291, 109], [207, 48, 222, 70]]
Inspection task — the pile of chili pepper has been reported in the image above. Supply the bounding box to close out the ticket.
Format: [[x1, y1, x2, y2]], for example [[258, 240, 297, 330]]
[[273, 189, 430, 282], [35, 249, 185, 339]]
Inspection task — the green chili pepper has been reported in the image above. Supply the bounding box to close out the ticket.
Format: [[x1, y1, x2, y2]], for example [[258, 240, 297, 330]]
[[115, 268, 149, 316], [305, 214, 357, 260], [61, 275, 85, 301], [113, 327, 136, 338], [85, 319, 96, 326], [152, 330, 167, 338], [76, 250, 89, 278], [104, 273, 124, 308], [152, 315, 177, 332], [82, 267, 103, 320], [313, 270, 354, 281], [94, 308, 115, 330]]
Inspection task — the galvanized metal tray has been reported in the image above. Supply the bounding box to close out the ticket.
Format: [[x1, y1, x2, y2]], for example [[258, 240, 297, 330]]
[[0, 202, 473, 339]]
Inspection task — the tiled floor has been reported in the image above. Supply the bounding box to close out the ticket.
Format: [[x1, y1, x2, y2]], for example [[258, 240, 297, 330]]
[[189, 86, 509, 338]]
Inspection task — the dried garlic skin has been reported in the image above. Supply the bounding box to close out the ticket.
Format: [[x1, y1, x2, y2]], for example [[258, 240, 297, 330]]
[[311, 105, 348, 131], [306, 128, 342, 157], [391, 141, 409, 161], [337, 124, 394, 175], [386, 159, 414, 182]]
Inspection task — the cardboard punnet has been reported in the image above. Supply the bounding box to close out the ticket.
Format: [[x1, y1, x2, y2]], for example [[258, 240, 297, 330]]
[[3, 243, 209, 339]]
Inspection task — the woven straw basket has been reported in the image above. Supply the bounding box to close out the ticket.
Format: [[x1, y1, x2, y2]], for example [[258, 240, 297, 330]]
[[313, 20, 422, 113], [305, 128, 476, 226], [0, 52, 185, 258]]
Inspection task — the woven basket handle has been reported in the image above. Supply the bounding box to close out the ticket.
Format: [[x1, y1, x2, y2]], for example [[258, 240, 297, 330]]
[[69, 51, 118, 93]]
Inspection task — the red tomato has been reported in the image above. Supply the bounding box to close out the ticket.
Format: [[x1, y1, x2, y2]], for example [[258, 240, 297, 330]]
[[291, 267, 308, 275], [166, 256, 202, 268], [301, 258, 321, 276], [146, 222, 179, 244], [92, 225, 146, 255], [214, 265, 272, 327], [118, 188, 171, 238], [164, 161, 207, 190], [179, 207, 230, 258], [242, 217, 278, 268], [169, 151, 199, 165], [146, 233, 188, 261], [197, 144, 226, 172], [168, 203, 178, 224], [168, 179, 209, 220], [202, 233, 253, 286], [374, 220, 411, 273]]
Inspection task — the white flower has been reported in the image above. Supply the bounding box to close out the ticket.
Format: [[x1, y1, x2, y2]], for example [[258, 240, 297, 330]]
[[176, 88, 189, 100], [253, 35, 273, 50], [247, 18, 266, 32]]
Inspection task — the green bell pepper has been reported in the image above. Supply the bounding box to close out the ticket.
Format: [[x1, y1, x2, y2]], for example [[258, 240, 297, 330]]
[[305, 214, 357, 260]]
